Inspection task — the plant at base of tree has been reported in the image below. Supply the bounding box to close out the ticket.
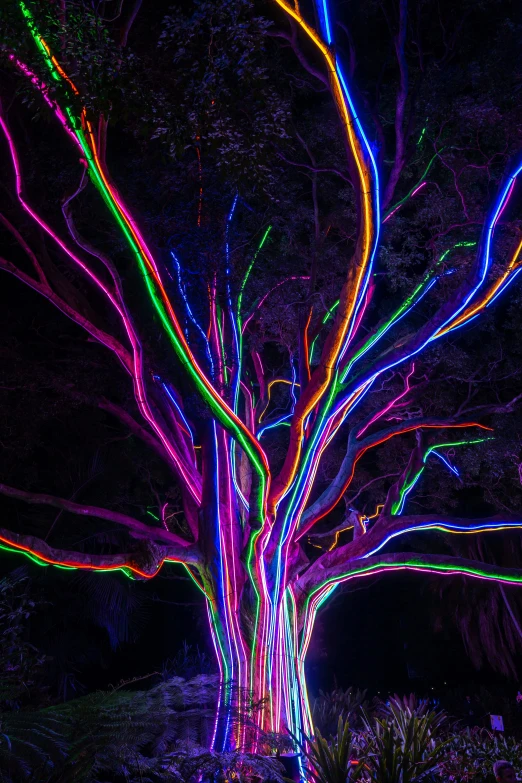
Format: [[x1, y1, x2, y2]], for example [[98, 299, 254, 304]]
[[358, 695, 449, 783], [313, 687, 368, 736], [0, 672, 287, 782], [296, 717, 364, 783], [0, 572, 48, 709]]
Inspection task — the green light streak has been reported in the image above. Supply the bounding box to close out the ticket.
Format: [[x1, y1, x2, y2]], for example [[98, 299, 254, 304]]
[[383, 149, 441, 221], [216, 304, 229, 385], [391, 436, 491, 515], [416, 120, 428, 147], [234, 224, 271, 415], [0, 536, 209, 586], [0, 542, 48, 568], [238, 225, 272, 322], [303, 559, 522, 624], [18, 0, 269, 527], [340, 241, 477, 384], [309, 299, 340, 364]]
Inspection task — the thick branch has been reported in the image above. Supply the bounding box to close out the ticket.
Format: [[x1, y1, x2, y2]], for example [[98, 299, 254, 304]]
[[0, 482, 194, 550], [298, 418, 489, 537], [268, 2, 378, 513], [0, 525, 196, 577], [299, 513, 522, 595], [98, 397, 174, 466]]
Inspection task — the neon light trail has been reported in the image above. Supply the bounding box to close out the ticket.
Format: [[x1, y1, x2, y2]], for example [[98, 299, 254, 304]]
[[1, 0, 522, 759]]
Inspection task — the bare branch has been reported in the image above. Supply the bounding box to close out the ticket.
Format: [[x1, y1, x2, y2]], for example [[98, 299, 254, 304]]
[[0, 255, 133, 373], [298, 544, 522, 604], [61, 170, 126, 299], [0, 482, 194, 550], [120, 0, 143, 47], [345, 472, 401, 507], [276, 151, 352, 183], [98, 397, 173, 465], [0, 525, 197, 577], [382, 0, 410, 208], [270, 22, 329, 87], [298, 418, 490, 538], [457, 392, 522, 418], [0, 212, 47, 284]]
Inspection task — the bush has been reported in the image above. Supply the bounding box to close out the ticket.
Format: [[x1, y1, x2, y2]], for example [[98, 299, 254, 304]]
[[304, 692, 522, 783], [441, 727, 522, 782]]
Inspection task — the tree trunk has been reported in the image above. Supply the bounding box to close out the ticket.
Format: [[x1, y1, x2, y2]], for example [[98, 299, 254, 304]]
[[198, 427, 312, 753], [206, 586, 312, 753]]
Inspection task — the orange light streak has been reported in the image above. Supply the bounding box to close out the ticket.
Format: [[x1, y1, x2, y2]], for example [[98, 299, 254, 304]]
[[258, 378, 301, 423], [269, 0, 377, 510], [295, 422, 492, 539], [438, 238, 522, 337]]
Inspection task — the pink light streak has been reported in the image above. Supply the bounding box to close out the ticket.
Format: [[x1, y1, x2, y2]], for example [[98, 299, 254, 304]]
[[9, 55, 82, 151], [242, 276, 310, 333], [357, 363, 415, 438], [383, 181, 427, 224], [0, 113, 202, 505]]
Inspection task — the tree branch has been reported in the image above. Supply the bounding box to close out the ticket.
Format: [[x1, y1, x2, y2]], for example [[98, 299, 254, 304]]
[[297, 418, 490, 538], [296, 537, 522, 600], [270, 23, 329, 88], [457, 392, 522, 418], [98, 397, 173, 466], [382, 0, 411, 208], [299, 514, 522, 596], [61, 170, 126, 301], [276, 151, 352, 183], [0, 212, 47, 284], [0, 254, 133, 373], [0, 525, 197, 578], [119, 0, 143, 47], [340, 161, 520, 392], [0, 482, 195, 550]]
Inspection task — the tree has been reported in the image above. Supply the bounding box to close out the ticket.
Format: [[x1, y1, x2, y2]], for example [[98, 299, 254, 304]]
[[1, 0, 522, 755]]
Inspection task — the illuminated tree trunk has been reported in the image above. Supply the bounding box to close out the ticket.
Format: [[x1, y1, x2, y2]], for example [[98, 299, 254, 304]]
[[197, 427, 311, 752], [205, 573, 312, 753]]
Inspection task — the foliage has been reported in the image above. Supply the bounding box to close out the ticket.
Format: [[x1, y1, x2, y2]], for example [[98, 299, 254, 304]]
[[439, 685, 520, 733], [157, 0, 290, 192], [301, 696, 451, 783], [162, 640, 216, 680], [441, 727, 522, 782], [358, 696, 449, 783], [299, 717, 364, 783], [0, 672, 284, 783], [0, 572, 48, 708], [313, 686, 368, 736]]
